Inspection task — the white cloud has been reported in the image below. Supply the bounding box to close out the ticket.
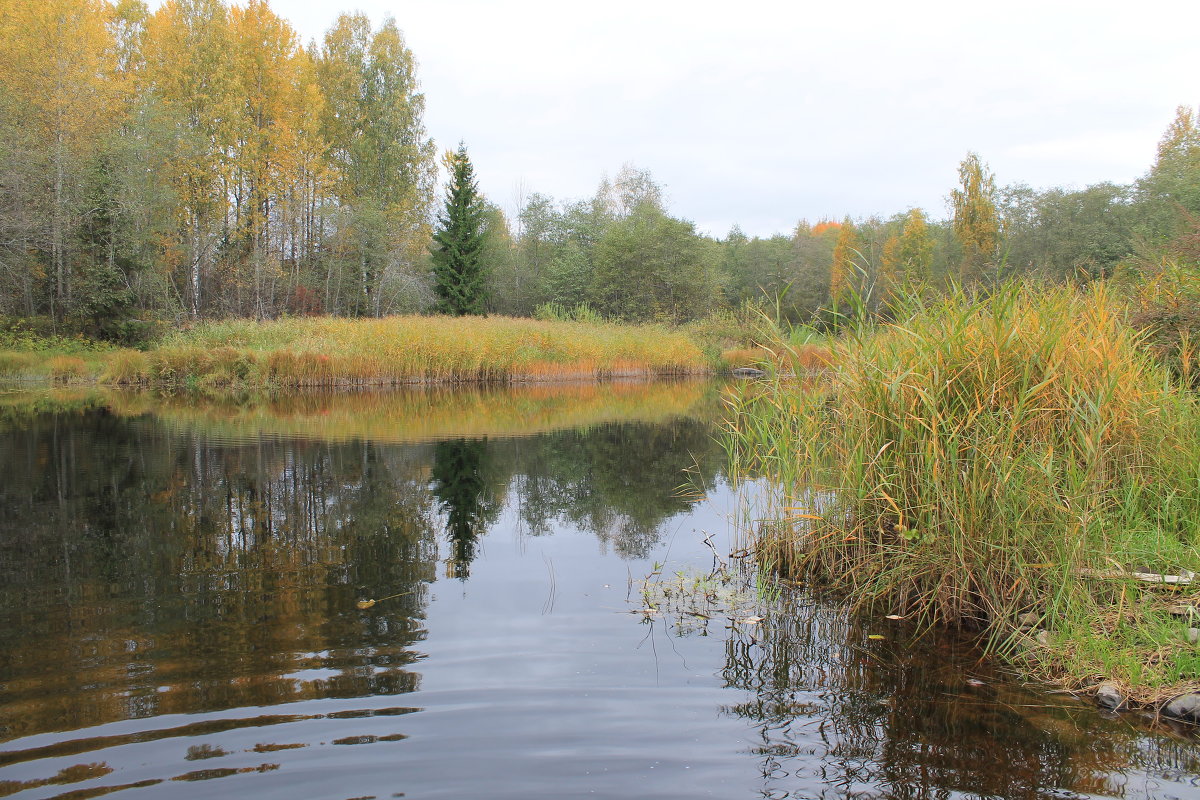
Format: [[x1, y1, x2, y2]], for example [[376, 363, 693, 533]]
[[152, 0, 1200, 235]]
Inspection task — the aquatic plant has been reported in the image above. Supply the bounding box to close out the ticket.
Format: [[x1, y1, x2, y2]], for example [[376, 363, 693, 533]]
[[725, 282, 1200, 698]]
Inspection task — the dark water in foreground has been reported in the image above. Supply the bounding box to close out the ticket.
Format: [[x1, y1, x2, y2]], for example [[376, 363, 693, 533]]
[[0, 384, 1197, 800]]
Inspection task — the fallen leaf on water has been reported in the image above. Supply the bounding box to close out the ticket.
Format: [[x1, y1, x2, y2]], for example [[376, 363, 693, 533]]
[[356, 600, 376, 610], [867, 634, 886, 640], [738, 616, 764, 625]]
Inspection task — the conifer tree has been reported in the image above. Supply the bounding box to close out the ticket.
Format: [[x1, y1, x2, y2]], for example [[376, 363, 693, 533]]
[[431, 143, 488, 315]]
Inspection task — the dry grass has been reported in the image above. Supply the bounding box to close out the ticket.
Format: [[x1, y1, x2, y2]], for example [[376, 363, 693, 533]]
[[131, 314, 709, 387], [725, 283, 1200, 697], [46, 355, 88, 381]]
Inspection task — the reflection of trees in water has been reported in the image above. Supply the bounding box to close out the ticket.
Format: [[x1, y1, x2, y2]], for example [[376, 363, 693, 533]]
[[430, 438, 501, 578], [719, 595, 1200, 799], [498, 419, 724, 558], [0, 409, 725, 744], [0, 413, 438, 741]]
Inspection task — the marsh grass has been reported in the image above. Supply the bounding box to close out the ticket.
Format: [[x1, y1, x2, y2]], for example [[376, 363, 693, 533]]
[[131, 314, 708, 387], [725, 282, 1200, 696]]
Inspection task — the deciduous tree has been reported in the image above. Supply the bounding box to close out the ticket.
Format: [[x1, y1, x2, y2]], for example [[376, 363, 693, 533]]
[[951, 152, 1000, 283]]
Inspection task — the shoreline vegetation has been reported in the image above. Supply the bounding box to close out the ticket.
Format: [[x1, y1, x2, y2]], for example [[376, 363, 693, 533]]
[[0, 314, 760, 389], [725, 281, 1200, 717]]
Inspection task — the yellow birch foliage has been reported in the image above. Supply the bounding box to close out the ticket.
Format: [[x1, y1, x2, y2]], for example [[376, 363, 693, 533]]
[[878, 234, 900, 302], [898, 208, 934, 286], [0, 0, 119, 306], [951, 152, 999, 282], [829, 218, 861, 304]]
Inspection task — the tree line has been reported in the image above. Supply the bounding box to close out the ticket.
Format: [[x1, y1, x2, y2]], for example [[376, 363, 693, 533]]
[[1, 0, 436, 338], [2, 0, 1198, 340]]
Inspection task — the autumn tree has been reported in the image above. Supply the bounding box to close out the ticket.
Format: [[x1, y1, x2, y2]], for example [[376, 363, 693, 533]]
[[951, 152, 1000, 283], [0, 0, 119, 319], [878, 234, 901, 304], [897, 208, 934, 287], [320, 14, 436, 316], [829, 218, 862, 305], [142, 0, 240, 318], [1138, 105, 1200, 245], [430, 144, 488, 316]]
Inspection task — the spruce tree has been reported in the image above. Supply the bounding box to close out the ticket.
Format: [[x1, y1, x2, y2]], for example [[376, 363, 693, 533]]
[[430, 143, 488, 315]]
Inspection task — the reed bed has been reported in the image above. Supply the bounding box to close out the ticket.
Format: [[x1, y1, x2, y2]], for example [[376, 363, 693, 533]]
[[725, 283, 1200, 697], [107, 314, 708, 387]]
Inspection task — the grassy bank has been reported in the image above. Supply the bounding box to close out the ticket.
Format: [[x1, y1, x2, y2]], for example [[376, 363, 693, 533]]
[[1, 314, 712, 387], [725, 283, 1200, 704]]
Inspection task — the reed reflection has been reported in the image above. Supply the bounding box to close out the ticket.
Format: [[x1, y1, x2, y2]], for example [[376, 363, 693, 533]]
[[718, 595, 1200, 799]]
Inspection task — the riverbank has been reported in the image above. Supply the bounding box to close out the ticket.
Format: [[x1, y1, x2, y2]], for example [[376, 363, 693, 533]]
[[0, 314, 728, 388], [724, 283, 1200, 718]]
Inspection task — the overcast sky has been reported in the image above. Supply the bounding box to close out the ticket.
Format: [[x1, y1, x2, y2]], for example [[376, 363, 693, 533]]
[[178, 0, 1200, 237]]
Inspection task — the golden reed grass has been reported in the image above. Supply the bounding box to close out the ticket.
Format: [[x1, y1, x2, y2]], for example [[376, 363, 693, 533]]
[[104, 315, 709, 387], [725, 283, 1200, 696]]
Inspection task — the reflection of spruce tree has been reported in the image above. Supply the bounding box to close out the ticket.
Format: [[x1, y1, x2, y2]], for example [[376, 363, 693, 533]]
[[430, 438, 496, 578]]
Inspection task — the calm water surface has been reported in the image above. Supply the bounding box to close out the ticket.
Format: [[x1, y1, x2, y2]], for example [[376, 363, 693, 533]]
[[0, 383, 1197, 800]]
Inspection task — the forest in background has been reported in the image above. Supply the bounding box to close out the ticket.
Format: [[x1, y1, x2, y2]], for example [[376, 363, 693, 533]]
[[1, 0, 1199, 343]]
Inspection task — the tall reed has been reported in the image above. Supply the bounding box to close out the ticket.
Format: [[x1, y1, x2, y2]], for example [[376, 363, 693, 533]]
[[133, 314, 709, 387], [726, 283, 1200, 694]]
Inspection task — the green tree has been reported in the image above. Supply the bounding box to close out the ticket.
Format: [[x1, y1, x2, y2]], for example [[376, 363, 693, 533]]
[[951, 152, 1000, 283], [1138, 105, 1200, 246], [430, 144, 488, 315], [320, 13, 436, 316], [589, 203, 717, 323], [1003, 183, 1133, 281]]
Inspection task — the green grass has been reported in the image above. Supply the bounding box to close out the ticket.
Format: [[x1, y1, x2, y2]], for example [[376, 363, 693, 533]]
[[724, 282, 1200, 700]]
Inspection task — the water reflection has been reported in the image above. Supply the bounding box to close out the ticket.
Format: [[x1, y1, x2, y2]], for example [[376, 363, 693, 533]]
[[0, 389, 725, 753], [431, 438, 498, 578], [717, 595, 1200, 799], [0, 415, 438, 743]]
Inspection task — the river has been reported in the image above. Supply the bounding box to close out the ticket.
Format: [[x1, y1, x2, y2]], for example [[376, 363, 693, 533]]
[[0, 382, 1196, 799]]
